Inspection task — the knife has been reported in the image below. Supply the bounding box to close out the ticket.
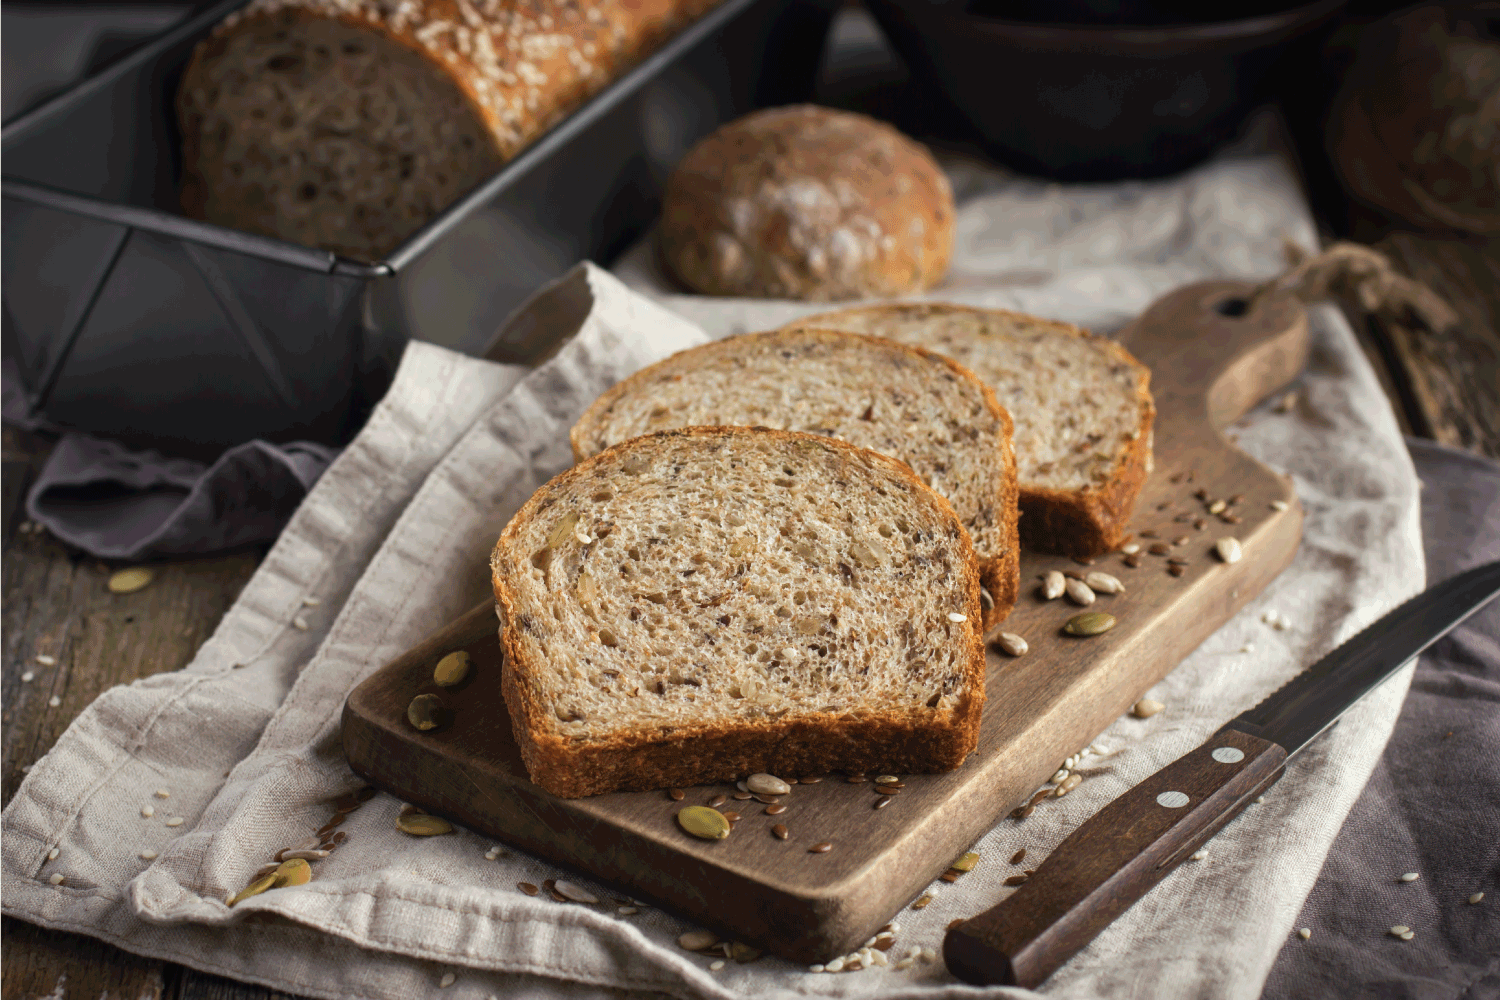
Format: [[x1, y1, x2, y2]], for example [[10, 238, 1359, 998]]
[[944, 560, 1500, 988]]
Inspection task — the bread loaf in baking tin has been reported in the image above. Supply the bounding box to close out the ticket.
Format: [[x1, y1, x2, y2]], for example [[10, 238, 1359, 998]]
[[178, 0, 721, 261], [490, 427, 985, 798], [569, 328, 1020, 627], [658, 105, 955, 300]]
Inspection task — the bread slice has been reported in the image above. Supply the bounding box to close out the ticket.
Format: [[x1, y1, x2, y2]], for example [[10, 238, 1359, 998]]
[[570, 329, 1019, 626], [784, 305, 1154, 557], [491, 427, 985, 799]]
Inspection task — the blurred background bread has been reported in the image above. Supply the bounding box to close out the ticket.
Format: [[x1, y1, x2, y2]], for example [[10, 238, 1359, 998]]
[[177, 0, 723, 261], [657, 104, 954, 299]]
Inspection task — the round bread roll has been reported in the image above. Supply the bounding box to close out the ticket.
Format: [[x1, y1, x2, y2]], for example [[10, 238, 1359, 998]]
[[658, 105, 955, 300]]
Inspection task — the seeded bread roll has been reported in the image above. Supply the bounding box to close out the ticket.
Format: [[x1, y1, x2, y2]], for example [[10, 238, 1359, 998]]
[[658, 105, 955, 300], [570, 329, 1019, 627], [178, 0, 720, 261], [491, 427, 985, 799], [785, 304, 1154, 558]]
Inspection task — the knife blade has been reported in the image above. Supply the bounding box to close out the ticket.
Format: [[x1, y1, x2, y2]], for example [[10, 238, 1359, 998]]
[[944, 561, 1500, 988]]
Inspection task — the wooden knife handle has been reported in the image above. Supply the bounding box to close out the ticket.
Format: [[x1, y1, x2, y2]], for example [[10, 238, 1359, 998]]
[[943, 727, 1287, 987]]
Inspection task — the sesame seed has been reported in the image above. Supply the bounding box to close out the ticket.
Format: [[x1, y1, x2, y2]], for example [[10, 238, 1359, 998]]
[[1470, 892, 1485, 904], [49, 873, 64, 885], [303, 597, 321, 606], [1298, 928, 1311, 940], [20, 672, 34, 683], [1241, 642, 1255, 652], [809, 964, 824, 973], [1271, 500, 1289, 511], [155, 789, 170, 798], [1254, 796, 1264, 804], [293, 616, 309, 630], [48, 697, 61, 708], [140, 850, 158, 860], [921, 947, 936, 963], [1389, 925, 1409, 936], [439, 972, 456, 987], [709, 960, 725, 972], [948, 612, 967, 623], [35, 655, 55, 666], [825, 958, 844, 972], [1400, 931, 1415, 941], [165, 817, 184, 827], [618, 906, 637, 915], [1400, 872, 1420, 882], [47, 847, 59, 860], [141, 806, 155, 818], [1191, 850, 1208, 861]]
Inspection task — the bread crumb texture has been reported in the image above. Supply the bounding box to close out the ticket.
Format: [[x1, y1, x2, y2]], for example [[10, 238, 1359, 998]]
[[492, 428, 985, 796], [571, 329, 1018, 624], [659, 105, 955, 300], [179, 0, 722, 260]]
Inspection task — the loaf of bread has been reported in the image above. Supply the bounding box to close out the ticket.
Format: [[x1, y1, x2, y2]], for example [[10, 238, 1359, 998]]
[[491, 427, 985, 798], [785, 304, 1154, 558], [658, 105, 955, 300], [569, 329, 1019, 627], [178, 0, 720, 261]]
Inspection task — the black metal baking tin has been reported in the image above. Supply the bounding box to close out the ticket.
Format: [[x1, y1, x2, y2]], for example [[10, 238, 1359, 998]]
[[2, 0, 834, 458]]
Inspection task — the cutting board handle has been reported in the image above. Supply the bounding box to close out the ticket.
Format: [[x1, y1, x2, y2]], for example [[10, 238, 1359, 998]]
[[1116, 280, 1309, 441]]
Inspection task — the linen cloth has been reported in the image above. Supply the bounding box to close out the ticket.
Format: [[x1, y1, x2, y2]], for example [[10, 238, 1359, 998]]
[[2, 148, 1424, 1000]]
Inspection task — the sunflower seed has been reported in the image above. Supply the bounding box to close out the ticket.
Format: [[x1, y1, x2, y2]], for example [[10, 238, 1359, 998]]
[[1065, 578, 1096, 606], [302, 597, 321, 606], [1055, 774, 1082, 796], [1052, 769, 1069, 783], [407, 694, 444, 731], [1009, 848, 1027, 865], [1041, 571, 1066, 600], [1133, 698, 1164, 718], [1215, 538, 1243, 564], [155, 789, 170, 798], [810, 963, 825, 973], [1399, 872, 1420, 882], [1400, 931, 1414, 941], [746, 773, 790, 795], [948, 612, 967, 623], [677, 806, 730, 840], [20, 671, 35, 683], [554, 880, 599, 903], [618, 905, 638, 915], [433, 650, 472, 687], [809, 841, 833, 853], [34, 654, 56, 667], [1085, 571, 1125, 594], [108, 568, 154, 594], [396, 814, 453, 836], [1121, 543, 1141, 555], [1064, 612, 1116, 636], [1298, 927, 1311, 939]]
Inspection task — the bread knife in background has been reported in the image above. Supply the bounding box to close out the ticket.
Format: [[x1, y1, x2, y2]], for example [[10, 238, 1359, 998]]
[[944, 560, 1500, 988]]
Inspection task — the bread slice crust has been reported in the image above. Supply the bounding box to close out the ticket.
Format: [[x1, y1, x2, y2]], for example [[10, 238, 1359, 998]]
[[491, 426, 985, 799], [784, 304, 1154, 558], [569, 329, 1019, 626]]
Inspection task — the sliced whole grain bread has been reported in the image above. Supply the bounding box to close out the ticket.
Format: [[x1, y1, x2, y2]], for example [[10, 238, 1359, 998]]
[[491, 427, 985, 798], [570, 329, 1019, 626], [784, 304, 1154, 557]]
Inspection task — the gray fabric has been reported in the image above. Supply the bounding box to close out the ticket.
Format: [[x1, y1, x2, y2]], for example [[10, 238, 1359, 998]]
[[24, 432, 340, 561], [1263, 438, 1500, 1000]]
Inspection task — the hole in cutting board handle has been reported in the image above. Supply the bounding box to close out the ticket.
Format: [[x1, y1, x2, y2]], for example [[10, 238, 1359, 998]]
[[1214, 297, 1250, 318]]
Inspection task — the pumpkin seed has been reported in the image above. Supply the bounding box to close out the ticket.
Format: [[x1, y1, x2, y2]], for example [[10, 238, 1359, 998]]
[[1041, 571, 1066, 600], [679, 930, 719, 951], [746, 773, 790, 796], [951, 851, 980, 872], [1133, 699, 1164, 718], [1215, 537, 1243, 564], [1085, 571, 1125, 594], [677, 806, 730, 840], [433, 651, 471, 687], [995, 632, 1028, 657], [554, 880, 599, 903], [407, 694, 444, 731], [275, 858, 312, 886], [108, 568, 154, 594], [228, 873, 278, 906], [1064, 612, 1116, 636], [396, 814, 453, 836]]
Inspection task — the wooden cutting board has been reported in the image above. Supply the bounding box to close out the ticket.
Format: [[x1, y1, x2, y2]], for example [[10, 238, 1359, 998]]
[[342, 279, 1308, 964]]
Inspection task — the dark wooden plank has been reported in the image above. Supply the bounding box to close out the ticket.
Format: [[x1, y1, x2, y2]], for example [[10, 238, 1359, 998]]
[[343, 280, 1308, 964], [0, 916, 172, 1000], [176, 968, 311, 1000]]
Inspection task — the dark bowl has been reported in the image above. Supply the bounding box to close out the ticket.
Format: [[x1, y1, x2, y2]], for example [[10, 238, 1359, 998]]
[[862, 0, 1348, 180]]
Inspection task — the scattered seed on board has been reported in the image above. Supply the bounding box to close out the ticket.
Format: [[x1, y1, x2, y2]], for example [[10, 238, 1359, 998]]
[[1209, 499, 1227, 514], [554, 880, 599, 904], [746, 773, 790, 796], [1123, 553, 1143, 568], [1400, 872, 1420, 882], [1065, 578, 1096, 606], [765, 803, 787, 815], [678, 806, 730, 840], [874, 796, 893, 810], [1470, 893, 1485, 904], [1065, 612, 1116, 636], [1169, 564, 1186, 577], [433, 650, 472, 687], [772, 823, 789, 839], [948, 612, 967, 623], [407, 694, 443, 732], [108, 568, 154, 594], [669, 788, 685, 801], [618, 906, 638, 915], [396, 814, 453, 836], [1298, 928, 1311, 940], [995, 633, 1028, 657], [732, 791, 752, 801], [708, 794, 728, 807], [1149, 542, 1171, 556], [439, 973, 456, 988], [1085, 571, 1125, 595], [809, 841, 833, 853], [1041, 571, 1066, 600], [1133, 699, 1164, 718], [721, 811, 741, 823], [1216, 537, 1244, 564]]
